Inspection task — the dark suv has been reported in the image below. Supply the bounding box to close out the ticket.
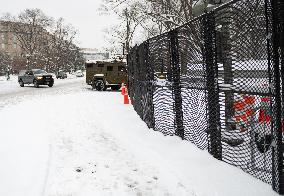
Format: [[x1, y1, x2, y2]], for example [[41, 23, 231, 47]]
[[18, 69, 54, 88]]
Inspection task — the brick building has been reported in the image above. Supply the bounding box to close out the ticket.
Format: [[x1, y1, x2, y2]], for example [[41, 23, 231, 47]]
[[0, 21, 27, 73]]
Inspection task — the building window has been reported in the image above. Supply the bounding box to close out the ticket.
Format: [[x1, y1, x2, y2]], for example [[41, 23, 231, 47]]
[[107, 66, 113, 71], [97, 63, 104, 67], [13, 35, 18, 49], [86, 63, 93, 68]]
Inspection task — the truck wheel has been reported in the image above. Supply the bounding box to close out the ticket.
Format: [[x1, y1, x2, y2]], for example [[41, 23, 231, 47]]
[[19, 80, 24, 87], [48, 82, 54, 87], [111, 85, 121, 91], [94, 80, 105, 91], [34, 80, 39, 88]]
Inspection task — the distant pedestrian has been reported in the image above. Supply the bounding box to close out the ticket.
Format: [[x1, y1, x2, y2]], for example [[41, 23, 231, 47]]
[[6, 69, 10, 80]]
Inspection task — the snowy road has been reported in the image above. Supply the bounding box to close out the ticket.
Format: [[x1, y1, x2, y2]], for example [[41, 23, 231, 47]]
[[0, 77, 278, 196], [0, 75, 85, 109], [0, 79, 82, 98]]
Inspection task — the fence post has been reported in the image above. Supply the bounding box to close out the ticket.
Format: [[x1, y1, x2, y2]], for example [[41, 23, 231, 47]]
[[169, 29, 184, 139], [131, 46, 139, 113], [268, 0, 284, 193], [220, 19, 235, 132], [144, 41, 155, 129], [203, 13, 222, 160]]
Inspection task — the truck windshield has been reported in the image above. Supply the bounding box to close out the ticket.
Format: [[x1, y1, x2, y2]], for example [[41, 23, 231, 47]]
[[33, 70, 47, 74]]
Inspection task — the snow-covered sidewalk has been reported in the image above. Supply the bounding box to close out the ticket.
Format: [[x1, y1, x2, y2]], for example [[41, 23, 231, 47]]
[[0, 85, 278, 196]]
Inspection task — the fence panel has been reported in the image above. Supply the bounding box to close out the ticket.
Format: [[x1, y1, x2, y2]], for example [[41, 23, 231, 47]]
[[148, 35, 178, 136], [127, 0, 284, 193], [213, 0, 272, 184], [177, 17, 209, 149]]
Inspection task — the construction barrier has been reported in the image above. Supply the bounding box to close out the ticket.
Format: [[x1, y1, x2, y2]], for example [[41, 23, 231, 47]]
[[233, 95, 256, 132]]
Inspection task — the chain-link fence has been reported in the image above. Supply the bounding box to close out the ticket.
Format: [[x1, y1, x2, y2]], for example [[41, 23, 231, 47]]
[[128, 0, 284, 194]]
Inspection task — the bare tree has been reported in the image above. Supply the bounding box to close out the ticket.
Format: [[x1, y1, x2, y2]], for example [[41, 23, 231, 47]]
[[101, 0, 150, 54], [2, 9, 82, 73], [48, 18, 78, 72], [145, 0, 193, 30], [0, 52, 12, 74], [30, 17, 80, 73], [101, 0, 195, 52], [3, 9, 52, 69], [66, 45, 85, 72]]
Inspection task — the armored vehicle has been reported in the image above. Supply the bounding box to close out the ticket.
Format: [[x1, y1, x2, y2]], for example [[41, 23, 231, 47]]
[[85, 59, 127, 91], [18, 69, 54, 88]]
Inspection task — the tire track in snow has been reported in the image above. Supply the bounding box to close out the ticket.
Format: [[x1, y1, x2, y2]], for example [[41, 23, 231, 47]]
[[0, 80, 85, 110], [41, 143, 52, 196]]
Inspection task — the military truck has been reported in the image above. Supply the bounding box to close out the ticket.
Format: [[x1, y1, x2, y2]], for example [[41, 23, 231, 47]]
[[85, 59, 127, 91]]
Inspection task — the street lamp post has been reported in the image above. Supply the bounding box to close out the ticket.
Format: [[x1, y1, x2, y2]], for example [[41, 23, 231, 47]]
[[26, 54, 30, 70], [192, 0, 227, 17], [122, 42, 125, 55]]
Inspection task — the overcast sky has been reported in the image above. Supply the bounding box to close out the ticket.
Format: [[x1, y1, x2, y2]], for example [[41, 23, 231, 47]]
[[0, 0, 118, 50]]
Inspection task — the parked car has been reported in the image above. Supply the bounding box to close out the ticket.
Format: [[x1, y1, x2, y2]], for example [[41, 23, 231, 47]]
[[18, 69, 54, 88], [56, 70, 67, 79], [75, 70, 84, 77]]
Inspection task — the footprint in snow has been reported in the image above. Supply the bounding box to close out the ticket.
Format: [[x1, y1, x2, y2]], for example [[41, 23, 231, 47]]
[[75, 167, 83, 173]]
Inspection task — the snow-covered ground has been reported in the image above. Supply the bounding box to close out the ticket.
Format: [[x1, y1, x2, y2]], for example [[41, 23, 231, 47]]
[[0, 78, 278, 196]]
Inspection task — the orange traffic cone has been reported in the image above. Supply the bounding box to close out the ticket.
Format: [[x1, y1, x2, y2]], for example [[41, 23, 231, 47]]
[[121, 83, 125, 95], [124, 87, 129, 104]]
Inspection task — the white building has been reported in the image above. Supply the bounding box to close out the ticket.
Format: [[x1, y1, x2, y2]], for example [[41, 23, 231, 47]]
[[80, 48, 110, 61]]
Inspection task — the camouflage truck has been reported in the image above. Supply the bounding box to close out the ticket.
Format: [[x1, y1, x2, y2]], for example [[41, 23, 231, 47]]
[[85, 59, 127, 91]]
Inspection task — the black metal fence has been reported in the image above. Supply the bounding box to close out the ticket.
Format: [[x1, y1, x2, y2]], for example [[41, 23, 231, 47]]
[[127, 0, 284, 194]]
